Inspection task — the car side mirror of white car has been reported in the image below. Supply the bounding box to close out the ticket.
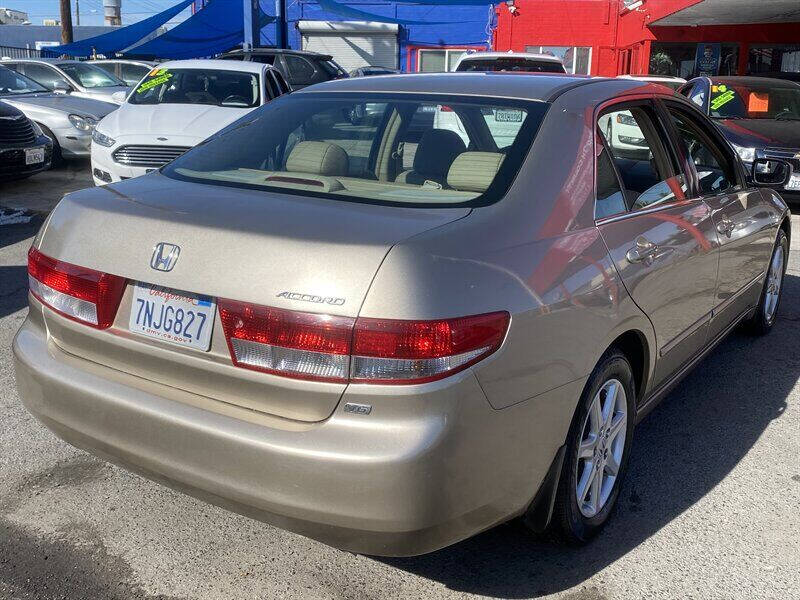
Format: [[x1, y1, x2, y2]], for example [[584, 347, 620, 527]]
[[751, 158, 792, 187], [111, 91, 128, 104], [53, 80, 71, 94]]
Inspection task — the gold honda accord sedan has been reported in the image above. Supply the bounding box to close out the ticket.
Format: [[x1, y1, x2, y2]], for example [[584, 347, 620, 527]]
[[14, 73, 791, 556]]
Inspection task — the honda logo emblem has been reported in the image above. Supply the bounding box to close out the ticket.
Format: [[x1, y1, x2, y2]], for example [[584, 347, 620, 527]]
[[150, 242, 180, 272]]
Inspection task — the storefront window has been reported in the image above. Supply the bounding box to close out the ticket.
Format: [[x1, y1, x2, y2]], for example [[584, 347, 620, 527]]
[[749, 44, 800, 76], [525, 45, 592, 74], [650, 42, 739, 78], [418, 49, 469, 72]]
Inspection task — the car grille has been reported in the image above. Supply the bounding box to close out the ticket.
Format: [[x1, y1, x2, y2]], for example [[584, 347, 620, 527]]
[[763, 147, 800, 170], [0, 115, 36, 145], [112, 145, 192, 168]]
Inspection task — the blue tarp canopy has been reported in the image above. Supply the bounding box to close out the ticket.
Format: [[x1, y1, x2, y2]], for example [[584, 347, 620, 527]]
[[125, 0, 274, 60], [48, 0, 194, 57]]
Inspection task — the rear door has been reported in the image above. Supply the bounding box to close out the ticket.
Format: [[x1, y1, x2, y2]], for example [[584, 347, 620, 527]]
[[659, 99, 778, 339], [595, 99, 720, 392]]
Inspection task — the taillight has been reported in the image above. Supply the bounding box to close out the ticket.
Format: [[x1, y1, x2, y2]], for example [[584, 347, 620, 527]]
[[351, 312, 509, 384], [219, 300, 355, 383], [28, 247, 126, 329], [219, 298, 509, 385]]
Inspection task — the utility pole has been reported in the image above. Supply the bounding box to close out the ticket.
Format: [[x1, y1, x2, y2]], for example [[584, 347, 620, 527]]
[[60, 0, 74, 44]]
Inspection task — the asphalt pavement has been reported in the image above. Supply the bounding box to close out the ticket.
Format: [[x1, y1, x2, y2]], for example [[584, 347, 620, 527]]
[[0, 164, 798, 599]]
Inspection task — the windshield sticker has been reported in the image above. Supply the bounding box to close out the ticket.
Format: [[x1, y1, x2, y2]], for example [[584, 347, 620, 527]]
[[748, 92, 769, 112], [710, 85, 735, 111], [137, 69, 172, 94]]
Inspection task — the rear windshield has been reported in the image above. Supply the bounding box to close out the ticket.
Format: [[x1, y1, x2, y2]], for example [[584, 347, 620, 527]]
[[129, 68, 261, 108], [163, 92, 549, 207], [58, 62, 125, 88], [456, 58, 565, 73]]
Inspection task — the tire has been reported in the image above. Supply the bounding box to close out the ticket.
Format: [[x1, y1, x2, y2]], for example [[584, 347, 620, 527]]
[[744, 228, 788, 336], [547, 349, 636, 544]]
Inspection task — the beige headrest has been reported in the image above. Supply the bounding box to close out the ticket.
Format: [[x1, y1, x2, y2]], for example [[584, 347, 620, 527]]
[[447, 152, 505, 193], [286, 141, 349, 177]]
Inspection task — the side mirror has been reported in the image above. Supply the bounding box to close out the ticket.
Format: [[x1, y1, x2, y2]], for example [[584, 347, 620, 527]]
[[111, 90, 127, 104], [53, 80, 71, 93], [751, 158, 793, 187]]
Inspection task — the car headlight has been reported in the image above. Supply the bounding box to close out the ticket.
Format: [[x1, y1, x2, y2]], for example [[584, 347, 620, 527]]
[[731, 143, 756, 164], [69, 114, 98, 132], [30, 120, 44, 136], [92, 128, 115, 147], [616, 113, 637, 126]]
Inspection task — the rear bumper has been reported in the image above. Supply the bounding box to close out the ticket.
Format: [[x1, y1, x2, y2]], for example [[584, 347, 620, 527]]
[[13, 311, 579, 556]]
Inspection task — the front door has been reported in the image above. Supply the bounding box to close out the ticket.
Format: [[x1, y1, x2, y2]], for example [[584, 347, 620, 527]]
[[661, 100, 778, 339], [595, 101, 719, 391]]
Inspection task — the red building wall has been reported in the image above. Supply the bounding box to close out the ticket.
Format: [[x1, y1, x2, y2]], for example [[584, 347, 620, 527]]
[[495, 0, 800, 76]]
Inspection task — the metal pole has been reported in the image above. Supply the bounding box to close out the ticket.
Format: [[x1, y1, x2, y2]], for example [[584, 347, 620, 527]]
[[275, 0, 287, 49], [76, 0, 80, 26], [60, 0, 74, 44], [243, 0, 259, 50]]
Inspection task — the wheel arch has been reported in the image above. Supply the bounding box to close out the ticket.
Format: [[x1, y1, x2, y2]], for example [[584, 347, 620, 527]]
[[608, 329, 649, 403]]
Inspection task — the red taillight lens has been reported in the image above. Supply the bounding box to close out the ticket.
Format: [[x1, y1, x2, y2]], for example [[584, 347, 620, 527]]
[[219, 298, 509, 385], [27, 247, 126, 329], [219, 300, 355, 383], [439, 105, 454, 112], [351, 312, 509, 384]]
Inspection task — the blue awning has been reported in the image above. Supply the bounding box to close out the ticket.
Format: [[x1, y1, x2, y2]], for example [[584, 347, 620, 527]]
[[48, 0, 194, 57], [124, 0, 275, 60]]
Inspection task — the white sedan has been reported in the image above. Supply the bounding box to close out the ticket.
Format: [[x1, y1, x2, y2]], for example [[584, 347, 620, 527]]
[[91, 59, 290, 185]]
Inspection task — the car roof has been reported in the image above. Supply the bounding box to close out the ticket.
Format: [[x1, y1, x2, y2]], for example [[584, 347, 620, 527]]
[[296, 72, 633, 102], [1, 57, 63, 64], [222, 48, 333, 60], [459, 52, 563, 63], [618, 74, 686, 82], [89, 59, 156, 66], [156, 59, 272, 74]]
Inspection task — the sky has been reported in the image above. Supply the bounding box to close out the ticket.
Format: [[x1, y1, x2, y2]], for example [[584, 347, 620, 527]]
[[17, 0, 194, 27]]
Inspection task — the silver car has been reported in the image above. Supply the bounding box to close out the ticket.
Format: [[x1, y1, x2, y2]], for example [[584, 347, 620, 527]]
[[0, 65, 117, 160], [14, 74, 791, 556], [0, 58, 129, 104], [88, 59, 157, 86]]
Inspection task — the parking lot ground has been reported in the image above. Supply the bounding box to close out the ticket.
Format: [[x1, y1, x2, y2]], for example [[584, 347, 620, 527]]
[[0, 170, 799, 599], [0, 160, 93, 214]]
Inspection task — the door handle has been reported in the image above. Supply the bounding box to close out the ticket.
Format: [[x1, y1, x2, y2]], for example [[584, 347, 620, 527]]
[[717, 218, 735, 237], [626, 236, 659, 265]]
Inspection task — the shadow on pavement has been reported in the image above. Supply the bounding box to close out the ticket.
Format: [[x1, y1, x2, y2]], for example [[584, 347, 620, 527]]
[[380, 274, 800, 598], [0, 266, 29, 320]]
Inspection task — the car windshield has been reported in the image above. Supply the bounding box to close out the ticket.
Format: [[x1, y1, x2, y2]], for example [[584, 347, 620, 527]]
[[319, 59, 348, 78], [709, 81, 800, 120], [129, 68, 261, 108], [163, 92, 548, 207], [0, 67, 48, 95], [57, 62, 125, 88], [456, 58, 564, 73]]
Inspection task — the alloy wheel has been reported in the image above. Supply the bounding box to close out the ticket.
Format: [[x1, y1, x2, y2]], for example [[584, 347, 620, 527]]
[[764, 243, 784, 323]]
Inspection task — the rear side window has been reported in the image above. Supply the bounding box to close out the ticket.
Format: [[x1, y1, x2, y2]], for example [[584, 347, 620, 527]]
[[283, 55, 316, 86], [598, 104, 688, 211], [163, 92, 550, 208], [595, 148, 627, 219]]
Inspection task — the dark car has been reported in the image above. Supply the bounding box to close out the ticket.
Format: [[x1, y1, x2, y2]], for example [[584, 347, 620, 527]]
[[0, 100, 53, 182], [218, 48, 347, 90], [679, 76, 800, 200]]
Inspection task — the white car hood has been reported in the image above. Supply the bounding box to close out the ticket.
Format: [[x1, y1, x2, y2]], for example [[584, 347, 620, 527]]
[[98, 102, 253, 143]]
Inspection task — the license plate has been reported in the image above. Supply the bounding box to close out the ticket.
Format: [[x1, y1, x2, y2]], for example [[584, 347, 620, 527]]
[[786, 174, 800, 190], [129, 283, 216, 351], [494, 109, 523, 122], [25, 147, 44, 165]]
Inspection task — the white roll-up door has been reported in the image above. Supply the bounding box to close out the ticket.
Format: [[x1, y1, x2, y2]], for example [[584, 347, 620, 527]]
[[298, 21, 399, 72]]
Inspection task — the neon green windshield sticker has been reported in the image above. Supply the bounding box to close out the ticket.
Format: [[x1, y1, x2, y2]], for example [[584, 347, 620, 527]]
[[710, 88, 735, 111], [137, 69, 172, 94]]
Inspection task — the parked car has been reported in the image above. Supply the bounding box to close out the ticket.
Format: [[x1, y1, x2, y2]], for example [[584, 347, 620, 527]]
[[0, 100, 53, 181], [14, 73, 791, 557], [617, 74, 687, 91], [89, 59, 157, 86], [454, 51, 566, 73], [0, 58, 129, 104], [90, 59, 290, 185], [218, 48, 347, 89], [349, 66, 399, 77], [678, 76, 800, 200], [0, 65, 117, 162]]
